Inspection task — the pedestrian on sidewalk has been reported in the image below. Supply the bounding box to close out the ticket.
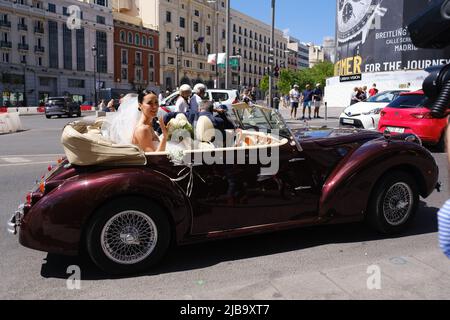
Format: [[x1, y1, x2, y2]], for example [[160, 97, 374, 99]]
[[438, 125, 450, 259], [300, 84, 314, 120], [350, 87, 361, 105], [313, 83, 323, 119], [289, 84, 300, 119], [369, 83, 378, 97]]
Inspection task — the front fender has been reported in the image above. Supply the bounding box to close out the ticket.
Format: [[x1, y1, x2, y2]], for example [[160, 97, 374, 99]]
[[319, 139, 439, 220], [19, 168, 192, 255]]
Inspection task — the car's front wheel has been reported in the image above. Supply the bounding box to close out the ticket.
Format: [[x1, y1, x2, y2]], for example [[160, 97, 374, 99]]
[[85, 197, 171, 275], [367, 171, 419, 234]]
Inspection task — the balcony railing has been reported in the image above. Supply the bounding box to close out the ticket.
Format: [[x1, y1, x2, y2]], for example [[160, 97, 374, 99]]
[[0, 21, 11, 28], [34, 26, 44, 34], [18, 43, 29, 51], [34, 46, 45, 53], [0, 41, 12, 49], [17, 24, 28, 31]]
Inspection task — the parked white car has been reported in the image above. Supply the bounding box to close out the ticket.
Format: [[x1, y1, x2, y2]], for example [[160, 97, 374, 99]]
[[339, 90, 409, 130], [158, 89, 240, 119]]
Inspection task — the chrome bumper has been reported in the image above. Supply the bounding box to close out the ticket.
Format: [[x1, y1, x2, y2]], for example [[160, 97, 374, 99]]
[[7, 204, 24, 235]]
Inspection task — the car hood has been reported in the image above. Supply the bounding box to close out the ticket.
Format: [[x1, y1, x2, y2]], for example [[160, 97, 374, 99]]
[[292, 127, 382, 146], [343, 102, 388, 116]]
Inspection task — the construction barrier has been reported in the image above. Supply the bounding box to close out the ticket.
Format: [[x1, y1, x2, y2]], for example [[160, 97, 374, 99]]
[[0, 112, 22, 134]]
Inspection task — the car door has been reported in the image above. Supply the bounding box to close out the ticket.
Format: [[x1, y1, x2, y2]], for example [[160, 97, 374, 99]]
[[186, 139, 319, 235]]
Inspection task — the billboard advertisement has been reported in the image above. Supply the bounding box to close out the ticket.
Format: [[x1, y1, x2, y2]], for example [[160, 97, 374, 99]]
[[334, 0, 450, 79]]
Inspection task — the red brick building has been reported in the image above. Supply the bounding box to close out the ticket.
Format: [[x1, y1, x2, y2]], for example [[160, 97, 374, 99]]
[[114, 20, 160, 92]]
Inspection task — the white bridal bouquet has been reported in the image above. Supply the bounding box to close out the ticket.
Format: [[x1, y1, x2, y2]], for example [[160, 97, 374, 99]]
[[166, 114, 194, 165], [167, 113, 194, 141]]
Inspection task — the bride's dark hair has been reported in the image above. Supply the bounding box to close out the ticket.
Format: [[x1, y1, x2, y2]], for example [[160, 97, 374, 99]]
[[138, 90, 156, 104]]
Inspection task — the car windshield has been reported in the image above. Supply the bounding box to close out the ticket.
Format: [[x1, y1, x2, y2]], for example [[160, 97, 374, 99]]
[[366, 91, 399, 103], [47, 98, 65, 104], [211, 92, 229, 102], [388, 95, 427, 108], [233, 105, 291, 138]]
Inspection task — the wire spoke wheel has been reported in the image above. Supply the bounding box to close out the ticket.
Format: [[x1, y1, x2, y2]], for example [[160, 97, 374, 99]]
[[101, 210, 158, 265], [382, 182, 413, 226]]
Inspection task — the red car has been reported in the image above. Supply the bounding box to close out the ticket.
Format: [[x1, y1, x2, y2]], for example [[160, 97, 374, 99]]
[[378, 90, 449, 151]]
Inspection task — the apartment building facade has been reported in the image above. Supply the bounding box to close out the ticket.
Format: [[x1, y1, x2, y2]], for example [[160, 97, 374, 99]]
[[113, 15, 160, 92], [0, 0, 114, 106], [285, 36, 309, 70], [114, 0, 290, 92]]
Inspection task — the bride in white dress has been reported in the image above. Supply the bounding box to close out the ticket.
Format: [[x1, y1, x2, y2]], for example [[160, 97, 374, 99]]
[[101, 91, 191, 153]]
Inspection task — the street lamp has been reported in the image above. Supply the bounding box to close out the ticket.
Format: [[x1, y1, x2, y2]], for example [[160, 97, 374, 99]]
[[174, 34, 181, 89], [21, 61, 27, 107], [207, 0, 220, 89], [268, 0, 276, 108], [91, 45, 98, 107]]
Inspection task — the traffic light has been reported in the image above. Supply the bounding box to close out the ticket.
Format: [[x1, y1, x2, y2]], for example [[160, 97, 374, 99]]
[[274, 66, 280, 77]]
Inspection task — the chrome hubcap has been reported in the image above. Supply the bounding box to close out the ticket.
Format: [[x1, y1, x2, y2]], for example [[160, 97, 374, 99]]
[[383, 182, 413, 226], [101, 211, 158, 265]]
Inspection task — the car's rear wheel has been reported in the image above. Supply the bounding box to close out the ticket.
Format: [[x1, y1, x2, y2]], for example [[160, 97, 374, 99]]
[[367, 171, 419, 234], [436, 131, 446, 153], [77, 111, 82, 117], [45, 115, 51, 119], [85, 197, 171, 275]]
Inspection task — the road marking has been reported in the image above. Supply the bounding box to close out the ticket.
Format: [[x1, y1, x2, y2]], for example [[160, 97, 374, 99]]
[[0, 161, 52, 168], [0, 154, 63, 158], [1, 157, 32, 163]]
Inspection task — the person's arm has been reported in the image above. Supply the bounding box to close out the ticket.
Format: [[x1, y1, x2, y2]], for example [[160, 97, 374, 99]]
[[438, 199, 450, 259]]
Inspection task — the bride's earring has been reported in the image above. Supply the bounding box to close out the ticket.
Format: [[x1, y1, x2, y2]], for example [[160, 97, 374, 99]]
[[138, 107, 142, 111]]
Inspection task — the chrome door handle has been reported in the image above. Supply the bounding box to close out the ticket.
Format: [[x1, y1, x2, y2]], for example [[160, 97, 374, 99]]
[[289, 158, 305, 163], [295, 186, 312, 191]]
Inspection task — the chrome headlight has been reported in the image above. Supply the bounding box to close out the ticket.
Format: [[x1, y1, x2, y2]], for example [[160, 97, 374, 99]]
[[362, 108, 383, 115]]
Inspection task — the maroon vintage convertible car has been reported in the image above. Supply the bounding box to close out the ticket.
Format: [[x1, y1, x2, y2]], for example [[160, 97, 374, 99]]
[[8, 103, 439, 274]]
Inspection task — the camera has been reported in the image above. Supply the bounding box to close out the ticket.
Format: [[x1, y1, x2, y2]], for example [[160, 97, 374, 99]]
[[408, 0, 450, 118]]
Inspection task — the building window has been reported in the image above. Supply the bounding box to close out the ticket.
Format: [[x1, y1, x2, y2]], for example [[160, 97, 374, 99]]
[[135, 68, 142, 82], [48, 20, 58, 68], [96, 31, 107, 73], [180, 17, 185, 28], [193, 22, 199, 33], [76, 28, 85, 71], [120, 30, 125, 42], [149, 70, 154, 82], [121, 68, 128, 80], [128, 32, 133, 44], [48, 3, 56, 13], [96, 16, 105, 25], [68, 79, 85, 88], [166, 32, 171, 49], [95, 0, 108, 7], [148, 54, 154, 68], [63, 24, 72, 70], [135, 33, 140, 46], [121, 49, 128, 64], [2, 52, 9, 63], [142, 36, 147, 46], [148, 36, 154, 48], [168, 57, 174, 65], [194, 10, 200, 17], [38, 56, 42, 66], [135, 51, 142, 66], [206, 26, 211, 36], [166, 11, 171, 23]]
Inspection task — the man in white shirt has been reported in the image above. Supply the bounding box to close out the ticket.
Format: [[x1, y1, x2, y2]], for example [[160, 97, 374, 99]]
[[289, 84, 300, 119], [190, 83, 207, 123], [175, 84, 192, 113]]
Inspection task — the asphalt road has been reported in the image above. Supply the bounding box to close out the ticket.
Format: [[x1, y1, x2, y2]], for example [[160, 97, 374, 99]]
[[0, 113, 449, 300]]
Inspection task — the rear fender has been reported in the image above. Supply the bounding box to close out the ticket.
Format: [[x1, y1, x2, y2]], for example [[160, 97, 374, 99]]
[[319, 139, 438, 220]]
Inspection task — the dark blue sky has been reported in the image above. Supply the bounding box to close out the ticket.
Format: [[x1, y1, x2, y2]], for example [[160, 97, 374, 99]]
[[231, 0, 336, 44]]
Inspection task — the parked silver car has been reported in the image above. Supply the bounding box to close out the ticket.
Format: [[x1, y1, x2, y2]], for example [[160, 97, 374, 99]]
[[45, 97, 81, 119]]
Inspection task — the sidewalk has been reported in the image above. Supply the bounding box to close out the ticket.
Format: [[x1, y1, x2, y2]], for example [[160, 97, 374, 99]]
[[257, 101, 345, 128]]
